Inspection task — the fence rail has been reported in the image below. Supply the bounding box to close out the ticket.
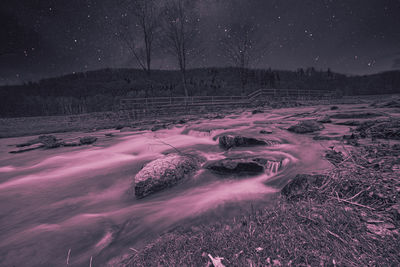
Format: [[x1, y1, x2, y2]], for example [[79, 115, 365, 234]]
[[120, 88, 336, 113]]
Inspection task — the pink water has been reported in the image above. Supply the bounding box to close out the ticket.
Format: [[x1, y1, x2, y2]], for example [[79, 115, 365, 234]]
[[0, 106, 351, 266]]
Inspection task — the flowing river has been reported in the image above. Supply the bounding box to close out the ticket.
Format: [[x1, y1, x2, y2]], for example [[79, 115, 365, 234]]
[[0, 106, 353, 266]]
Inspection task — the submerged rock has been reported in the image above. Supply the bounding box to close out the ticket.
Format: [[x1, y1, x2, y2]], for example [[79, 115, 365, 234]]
[[330, 112, 382, 119], [252, 109, 264, 115], [134, 154, 201, 198], [151, 124, 167, 132], [287, 120, 324, 134], [16, 138, 40, 148], [10, 143, 44, 154], [281, 174, 327, 201], [334, 120, 361, 126], [218, 135, 278, 150], [313, 135, 341, 141]]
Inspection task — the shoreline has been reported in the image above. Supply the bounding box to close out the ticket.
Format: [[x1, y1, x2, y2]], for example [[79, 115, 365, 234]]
[[116, 139, 400, 266]]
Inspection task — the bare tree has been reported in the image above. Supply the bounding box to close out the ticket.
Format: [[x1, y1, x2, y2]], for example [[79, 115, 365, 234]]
[[117, 0, 159, 75], [220, 21, 267, 94], [161, 0, 200, 98]]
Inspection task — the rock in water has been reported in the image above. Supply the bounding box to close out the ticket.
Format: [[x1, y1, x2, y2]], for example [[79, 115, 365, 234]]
[[260, 130, 273, 134], [80, 136, 98, 145], [38, 135, 62, 148], [218, 135, 277, 150], [318, 115, 332, 123], [206, 159, 264, 176], [134, 154, 201, 198], [281, 174, 327, 201], [287, 120, 324, 134], [252, 109, 264, 114], [10, 143, 44, 154], [151, 124, 167, 132]]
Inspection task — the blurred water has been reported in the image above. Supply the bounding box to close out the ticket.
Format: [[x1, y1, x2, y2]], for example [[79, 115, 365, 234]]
[[0, 108, 337, 266]]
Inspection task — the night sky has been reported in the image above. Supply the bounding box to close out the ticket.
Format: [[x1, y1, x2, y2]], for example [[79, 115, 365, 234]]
[[1, 0, 400, 85]]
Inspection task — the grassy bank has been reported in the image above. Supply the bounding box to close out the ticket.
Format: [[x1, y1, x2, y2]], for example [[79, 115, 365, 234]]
[[0, 95, 379, 138], [120, 142, 400, 266]]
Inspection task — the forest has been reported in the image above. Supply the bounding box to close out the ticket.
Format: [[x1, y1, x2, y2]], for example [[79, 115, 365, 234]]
[[0, 67, 399, 117]]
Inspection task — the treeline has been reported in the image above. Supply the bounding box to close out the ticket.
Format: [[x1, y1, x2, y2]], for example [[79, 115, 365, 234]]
[[0, 67, 399, 117]]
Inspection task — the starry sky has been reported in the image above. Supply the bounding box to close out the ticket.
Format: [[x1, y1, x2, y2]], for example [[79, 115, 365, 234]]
[[1, 0, 400, 85]]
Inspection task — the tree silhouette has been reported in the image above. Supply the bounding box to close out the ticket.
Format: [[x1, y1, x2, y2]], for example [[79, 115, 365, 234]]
[[161, 0, 200, 97]]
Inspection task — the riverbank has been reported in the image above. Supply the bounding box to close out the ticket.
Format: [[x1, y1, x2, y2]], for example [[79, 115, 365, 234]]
[[1, 95, 399, 266], [119, 140, 400, 266], [0, 95, 386, 138]]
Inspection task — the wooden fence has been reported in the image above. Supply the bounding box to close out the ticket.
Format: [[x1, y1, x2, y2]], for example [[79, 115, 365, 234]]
[[119, 88, 336, 118]]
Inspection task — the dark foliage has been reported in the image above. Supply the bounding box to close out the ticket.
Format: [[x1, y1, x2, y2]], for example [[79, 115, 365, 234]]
[[1, 68, 399, 117]]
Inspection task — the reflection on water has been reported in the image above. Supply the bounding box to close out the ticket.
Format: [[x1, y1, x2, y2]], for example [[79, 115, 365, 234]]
[[0, 109, 337, 266]]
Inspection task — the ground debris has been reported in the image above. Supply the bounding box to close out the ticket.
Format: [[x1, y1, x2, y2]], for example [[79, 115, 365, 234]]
[[208, 254, 226, 267], [325, 149, 344, 164], [355, 118, 400, 140]]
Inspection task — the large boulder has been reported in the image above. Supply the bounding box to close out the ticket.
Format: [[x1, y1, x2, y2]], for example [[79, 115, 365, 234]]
[[134, 154, 201, 198], [287, 120, 324, 134], [218, 135, 278, 150], [281, 174, 327, 201]]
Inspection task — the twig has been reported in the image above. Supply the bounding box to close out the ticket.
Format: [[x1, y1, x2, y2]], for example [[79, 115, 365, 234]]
[[333, 192, 375, 210], [336, 155, 353, 167], [89, 256, 93, 267], [328, 231, 346, 246], [344, 186, 371, 202], [327, 229, 346, 243], [153, 136, 183, 154], [339, 199, 374, 210], [129, 247, 139, 253], [66, 248, 71, 266]]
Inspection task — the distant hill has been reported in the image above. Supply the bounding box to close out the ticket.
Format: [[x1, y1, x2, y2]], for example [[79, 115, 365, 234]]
[[0, 67, 399, 117]]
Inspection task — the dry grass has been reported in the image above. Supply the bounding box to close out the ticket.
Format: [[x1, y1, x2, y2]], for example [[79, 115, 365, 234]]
[[121, 142, 400, 267]]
